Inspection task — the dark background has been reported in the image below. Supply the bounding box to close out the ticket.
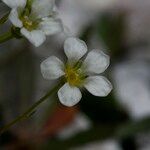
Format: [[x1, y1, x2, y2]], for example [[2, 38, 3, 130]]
[[0, 0, 150, 149]]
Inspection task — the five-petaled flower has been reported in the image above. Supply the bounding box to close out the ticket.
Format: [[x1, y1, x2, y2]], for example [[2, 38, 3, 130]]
[[2, 0, 63, 47], [41, 37, 112, 107]]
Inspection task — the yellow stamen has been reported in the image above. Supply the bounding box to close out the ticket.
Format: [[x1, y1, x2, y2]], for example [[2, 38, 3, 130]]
[[21, 16, 38, 31], [65, 65, 83, 86]]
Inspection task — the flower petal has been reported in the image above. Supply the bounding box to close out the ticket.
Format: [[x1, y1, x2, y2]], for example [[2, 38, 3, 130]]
[[9, 9, 23, 28], [41, 56, 65, 80], [64, 37, 87, 62], [84, 76, 112, 97], [32, 0, 55, 18], [2, 0, 26, 8], [81, 50, 110, 74], [58, 83, 82, 107], [40, 17, 63, 35], [21, 28, 46, 47]]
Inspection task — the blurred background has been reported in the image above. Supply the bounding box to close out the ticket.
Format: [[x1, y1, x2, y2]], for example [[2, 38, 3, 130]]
[[0, 0, 150, 149]]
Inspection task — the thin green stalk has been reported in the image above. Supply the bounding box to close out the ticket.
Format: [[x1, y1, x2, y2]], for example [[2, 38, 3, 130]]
[[0, 12, 10, 25], [0, 31, 14, 44], [0, 83, 61, 134]]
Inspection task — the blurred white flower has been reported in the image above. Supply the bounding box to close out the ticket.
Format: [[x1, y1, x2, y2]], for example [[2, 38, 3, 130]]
[[76, 0, 118, 10], [41, 37, 112, 107], [2, 0, 63, 47], [57, 113, 92, 139], [58, 0, 118, 36], [72, 139, 122, 150], [113, 61, 150, 119]]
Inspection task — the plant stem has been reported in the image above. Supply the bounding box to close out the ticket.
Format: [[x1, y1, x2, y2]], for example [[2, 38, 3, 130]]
[[0, 31, 14, 44], [0, 12, 10, 25], [0, 83, 61, 134]]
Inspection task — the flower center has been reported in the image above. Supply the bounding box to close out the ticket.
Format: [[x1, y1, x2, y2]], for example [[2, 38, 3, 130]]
[[21, 15, 38, 31], [65, 65, 84, 86]]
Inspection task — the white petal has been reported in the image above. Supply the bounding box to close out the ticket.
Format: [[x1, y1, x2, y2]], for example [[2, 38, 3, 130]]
[[58, 83, 82, 107], [81, 50, 110, 74], [2, 0, 26, 8], [9, 9, 23, 28], [40, 17, 63, 35], [32, 0, 55, 18], [84, 76, 112, 97], [41, 56, 65, 80], [64, 37, 87, 61], [21, 28, 46, 47]]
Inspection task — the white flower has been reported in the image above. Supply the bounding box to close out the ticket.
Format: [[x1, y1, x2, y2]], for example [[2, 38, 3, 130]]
[[41, 37, 112, 107], [2, 0, 63, 47]]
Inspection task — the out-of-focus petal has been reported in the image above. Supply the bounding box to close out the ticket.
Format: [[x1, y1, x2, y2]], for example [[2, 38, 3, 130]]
[[21, 28, 46, 47], [2, 0, 26, 8], [32, 0, 55, 18], [9, 8, 23, 27], [40, 17, 63, 35]]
